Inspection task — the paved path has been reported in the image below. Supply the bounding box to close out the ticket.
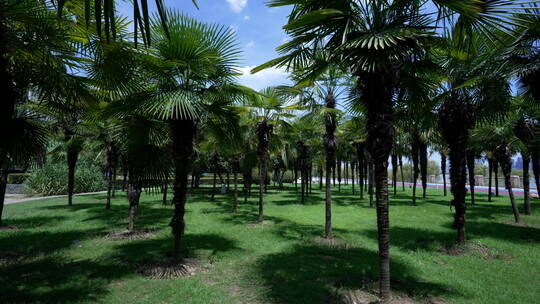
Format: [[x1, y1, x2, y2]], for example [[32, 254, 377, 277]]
[[5, 191, 107, 205]]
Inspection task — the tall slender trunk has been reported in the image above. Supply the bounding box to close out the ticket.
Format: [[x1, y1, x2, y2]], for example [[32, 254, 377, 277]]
[[411, 135, 420, 206], [162, 181, 168, 205], [233, 172, 238, 213], [0, 20, 16, 226], [466, 150, 475, 205], [323, 89, 337, 238], [0, 159, 7, 227], [439, 97, 474, 244], [211, 172, 217, 200], [441, 152, 447, 197], [325, 157, 333, 238], [127, 181, 142, 232], [169, 119, 196, 263], [337, 159, 341, 192], [351, 161, 355, 195], [106, 144, 118, 209], [361, 72, 394, 300], [345, 161, 349, 185], [391, 153, 398, 195], [419, 141, 428, 199], [368, 159, 374, 208], [67, 148, 79, 206], [487, 158, 493, 202], [122, 159, 128, 192], [319, 166, 323, 190], [495, 145, 521, 223], [332, 162, 336, 187], [494, 160, 499, 197], [523, 153, 531, 215], [356, 143, 365, 200], [399, 155, 405, 191], [257, 119, 272, 223], [111, 162, 117, 198]]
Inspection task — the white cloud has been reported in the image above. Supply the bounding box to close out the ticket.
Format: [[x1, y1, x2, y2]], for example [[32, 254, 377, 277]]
[[244, 15, 251, 20], [226, 0, 247, 13], [246, 40, 255, 48], [237, 66, 290, 91]]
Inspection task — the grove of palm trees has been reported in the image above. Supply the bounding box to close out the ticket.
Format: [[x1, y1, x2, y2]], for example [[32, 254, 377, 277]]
[[1, 1, 540, 303]]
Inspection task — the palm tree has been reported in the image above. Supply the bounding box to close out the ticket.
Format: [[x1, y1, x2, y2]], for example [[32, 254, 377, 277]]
[[247, 87, 296, 223], [257, 0, 528, 299], [116, 116, 172, 231], [147, 12, 245, 262], [0, 0, 82, 224]]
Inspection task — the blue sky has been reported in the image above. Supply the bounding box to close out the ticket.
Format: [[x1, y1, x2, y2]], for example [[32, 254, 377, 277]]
[[117, 0, 292, 90]]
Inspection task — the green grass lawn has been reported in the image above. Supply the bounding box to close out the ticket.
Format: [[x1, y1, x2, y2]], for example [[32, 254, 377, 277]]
[[1, 184, 539, 303]]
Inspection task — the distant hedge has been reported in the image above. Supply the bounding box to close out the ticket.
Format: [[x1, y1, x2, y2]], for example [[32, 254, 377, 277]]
[[24, 161, 106, 196]]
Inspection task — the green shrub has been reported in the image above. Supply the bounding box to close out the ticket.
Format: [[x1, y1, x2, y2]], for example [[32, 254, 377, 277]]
[[7, 173, 30, 184], [24, 161, 106, 196]]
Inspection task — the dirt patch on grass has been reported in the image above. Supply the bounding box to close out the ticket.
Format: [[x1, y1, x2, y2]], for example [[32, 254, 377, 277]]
[[247, 220, 274, 227], [442, 241, 513, 261], [0, 251, 25, 265], [337, 289, 448, 304], [0, 225, 19, 231], [313, 236, 351, 250], [105, 228, 157, 241], [138, 258, 199, 279]]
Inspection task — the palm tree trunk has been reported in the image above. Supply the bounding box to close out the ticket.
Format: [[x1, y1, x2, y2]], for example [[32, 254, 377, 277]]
[[411, 137, 419, 206], [233, 172, 238, 213], [162, 181, 168, 205], [127, 181, 141, 232], [356, 143, 365, 200], [495, 146, 521, 223], [0, 158, 7, 227], [361, 72, 394, 300], [419, 141, 428, 198], [337, 159, 341, 192], [488, 158, 493, 202], [523, 153, 531, 215], [211, 172, 217, 201], [169, 119, 196, 263], [391, 153, 398, 195], [351, 161, 355, 195], [106, 144, 118, 209], [323, 89, 337, 238], [439, 97, 474, 245], [466, 150, 475, 205], [319, 166, 323, 190], [494, 160, 500, 197], [325, 155, 333, 238], [345, 161, 349, 185], [332, 162, 336, 187], [111, 163, 117, 198], [67, 148, 79, 206], [399, 155, 405, 191], [257, 119, 271, 223], [369, 160, 374, 208], [441, 152, 447, 197]]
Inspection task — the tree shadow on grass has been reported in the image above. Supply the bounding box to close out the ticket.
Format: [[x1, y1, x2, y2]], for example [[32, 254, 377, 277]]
[[0, 229, 106, 257], [0, 215, 67, 229], [111, 233, 242, 263], [0, 256, 131, 303], [362, 223, 540, 256], [257, 243, 461, 304]]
